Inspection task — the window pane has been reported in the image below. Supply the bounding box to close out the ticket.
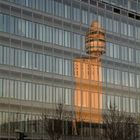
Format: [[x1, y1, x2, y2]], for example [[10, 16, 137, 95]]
[[0, 14, 3, 31], [0, 79, 3, 97]]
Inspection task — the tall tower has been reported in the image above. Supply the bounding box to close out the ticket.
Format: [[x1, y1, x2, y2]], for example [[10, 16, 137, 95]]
[[74, 21, 105, 123]]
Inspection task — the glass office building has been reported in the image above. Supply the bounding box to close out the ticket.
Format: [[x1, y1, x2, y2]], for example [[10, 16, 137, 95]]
[[0, 0, 140, 139]]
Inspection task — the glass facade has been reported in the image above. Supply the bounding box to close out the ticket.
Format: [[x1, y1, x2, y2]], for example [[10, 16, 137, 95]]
[[0, 0, 140, 139]]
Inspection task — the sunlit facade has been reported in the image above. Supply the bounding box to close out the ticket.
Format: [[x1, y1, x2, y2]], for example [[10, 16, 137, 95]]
[[0, 0, 140, 139]]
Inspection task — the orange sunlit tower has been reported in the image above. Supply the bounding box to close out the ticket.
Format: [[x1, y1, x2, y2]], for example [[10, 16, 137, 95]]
[[74, 21, 105, 123]]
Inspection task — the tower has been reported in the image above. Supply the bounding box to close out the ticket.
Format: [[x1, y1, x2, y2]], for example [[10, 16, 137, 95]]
[[85, 21, 105, 57], [74, 21, 105, 123]]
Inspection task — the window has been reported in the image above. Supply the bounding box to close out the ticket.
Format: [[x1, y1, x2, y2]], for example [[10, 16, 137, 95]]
[[3, 47, 9, 65], [130, 98, 135, 113], [35, 24, 39, 40], [81, 35, 85, 51], [0, 14, 3, 31], [53, 28, 59, 45], [125, 98, 129, 112], [54, 0, 62, 17], [28, 82, 32, 100], [64, 88, 72, 105], [83, 63, 90, 80], [16, 81, 21, 99], [128, 24, 134, 37], [10, 48, 14, 66], [21, 50, 26, 68], [25, 51, 29, 69], [25, 0, 33, 8], [35, 0, 39, 10], [63, 59, 71, 76], [21, 19, 26, 36], [75, 90, 81, 106], [82, 91, 89, 107], [3, 15, 10, 32], [128, 48, 134, 62], [58, 58, 63, 75], [10, 16, 15, 34], [114, 44, 120, 59], [122, 71, 128, 86], [3, 79, 9, 97], [14, 49, 20, 67], [10, 80, 14, 98], [46, 55, 52, 72], [21, 0, 26, 6], [17, 18, 22, 35], [136, 50, 140, 63], [81, 7, 88, 25], [40, 0, 45, 11], [72, 3, 80, 22], [129, 73, 135, 87], [45, 0, 54, 13], [58, 29, 63, 46], [90, 10, 97, 25], [37, 84, 42, 102], [123, 0, 128, 8], [107, 95, 114, 109], [64, 30, 70, 47], [21, 82, 25, 100], [38, 54, 43, 71], [53, 57, 61, 74], [138, 27, 140, 40], [106, 42, 110, 57], [39, 24, 43, 41], [42, 54, 45, 72], [106, 17, 113, 32], [0, 45, 3, 64], [121, 21, 127, 36], [130, 1, 137, 12], [136, 26, 140, 40], [114, 69, 120, 85], [0, 79, 3, 97], [113, 19, 119, 33], [25, 20, 29, 38], [73, 33, 81, 49], [42, 25, 46, 42], [98, 15, 105, 28], [102, 94, 106, 109], [55, 87, 63, 103], [138, 100, 140, 113], [27, 51, 32, 69], [115, 96, 121, 111], [14, 80, 18, 99], [102, 67, 106, 83], [32, 84, 36, 100], [40, 0, 46, 12], [121, 46, 128, 61], [107, 68, 114, 84], [46, 85, 53, 103], [109, 42, 113, 57], [63, 1, 71, 19], [42, 85, 46, 102], [46, 26, 52, 43], [136, 75, 140, 89]]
